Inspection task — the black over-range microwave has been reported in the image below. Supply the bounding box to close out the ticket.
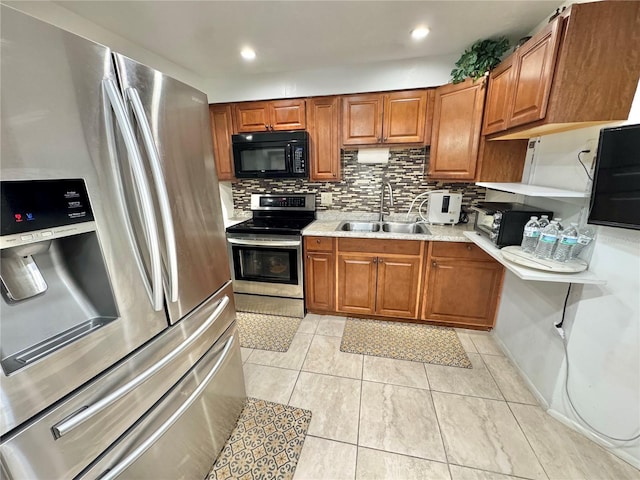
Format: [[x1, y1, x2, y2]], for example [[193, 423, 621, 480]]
[[232, 131, 309, 179]]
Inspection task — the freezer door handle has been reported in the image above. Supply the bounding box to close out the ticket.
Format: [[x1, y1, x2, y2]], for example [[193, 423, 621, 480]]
[[51, 295, 231, 439], [95, 334, 236, 480], [103, 78, 163, 311], [126, 87, 179, 304]]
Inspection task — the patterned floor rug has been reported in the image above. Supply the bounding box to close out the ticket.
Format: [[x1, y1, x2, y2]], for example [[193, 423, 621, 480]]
[[237, 312, 301, 352], [207, 398, 312, 480], [341, 318, 472, 368]]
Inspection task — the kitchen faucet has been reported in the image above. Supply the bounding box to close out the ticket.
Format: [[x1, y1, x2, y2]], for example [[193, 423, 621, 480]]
[[379, 181, 394, 222]]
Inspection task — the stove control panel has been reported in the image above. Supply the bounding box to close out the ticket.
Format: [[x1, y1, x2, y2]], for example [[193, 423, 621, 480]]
[[251, 194, 316, 211]]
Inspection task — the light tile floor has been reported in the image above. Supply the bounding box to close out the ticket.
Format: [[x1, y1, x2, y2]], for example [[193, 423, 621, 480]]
[[241, 313, 640, 480]]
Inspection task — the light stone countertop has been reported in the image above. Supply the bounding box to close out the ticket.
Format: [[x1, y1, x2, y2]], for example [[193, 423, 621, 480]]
[[302, 219, 475, 242]]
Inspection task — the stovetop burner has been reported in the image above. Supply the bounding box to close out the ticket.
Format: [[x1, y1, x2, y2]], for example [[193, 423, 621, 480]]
[[226, 193, 316, 236]]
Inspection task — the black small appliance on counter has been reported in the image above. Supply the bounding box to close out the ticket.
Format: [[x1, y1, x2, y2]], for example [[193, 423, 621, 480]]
[[471, 202, 554, 248]]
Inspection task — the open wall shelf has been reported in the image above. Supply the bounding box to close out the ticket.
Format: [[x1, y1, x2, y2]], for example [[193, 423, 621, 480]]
[[476, 182, 589, 198]]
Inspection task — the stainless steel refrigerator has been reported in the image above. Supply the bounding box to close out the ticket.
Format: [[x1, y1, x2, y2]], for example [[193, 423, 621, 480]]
[[0, 6, 245, 479]]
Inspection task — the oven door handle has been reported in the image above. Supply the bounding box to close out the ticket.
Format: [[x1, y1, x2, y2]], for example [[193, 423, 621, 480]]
[[227, 238, 301, 248]]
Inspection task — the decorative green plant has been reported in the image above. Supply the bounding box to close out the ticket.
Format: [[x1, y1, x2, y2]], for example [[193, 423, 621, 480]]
[[450, 37, 510, 84]]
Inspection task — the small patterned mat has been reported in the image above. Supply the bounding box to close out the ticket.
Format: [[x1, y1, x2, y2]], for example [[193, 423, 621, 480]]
[[341, 318, 472, 368], [208, 398, 312, 480], [237, 312, 301, 352]]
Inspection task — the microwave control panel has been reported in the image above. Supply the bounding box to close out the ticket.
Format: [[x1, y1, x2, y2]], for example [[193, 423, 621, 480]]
[[292, 146, 306, 174]]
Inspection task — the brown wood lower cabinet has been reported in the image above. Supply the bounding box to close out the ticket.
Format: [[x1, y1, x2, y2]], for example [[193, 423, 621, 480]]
[[336, 238, 424, 319], [304, 237, 335, 312], [304, 236, 504, 328], [421, 242, 504, 329]]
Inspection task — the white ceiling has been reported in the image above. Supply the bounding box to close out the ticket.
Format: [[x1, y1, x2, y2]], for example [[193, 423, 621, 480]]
[[55, 1, 561, 79]]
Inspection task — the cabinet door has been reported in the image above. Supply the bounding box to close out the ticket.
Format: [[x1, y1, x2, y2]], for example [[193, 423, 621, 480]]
[[305, 251, 335, 312], [423, 258, 504, 328], [508, 19, 561, 128], [270, 99, 306, 130], [375, 255, 421, 319], [382, 90, 428, 144], [428, 78, 486, 180], [482, 57, 515, 135], [209, 104, 235, 181], [337, 253, 377, 315], [342, 94, 384, 145], [234, 102, 270, 132], [308, 96, 341, 181]]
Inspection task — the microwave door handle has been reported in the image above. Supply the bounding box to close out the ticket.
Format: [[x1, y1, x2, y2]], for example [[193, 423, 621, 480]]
[[126, 87, 179, 303], [51, 295, 231, 438], [103, 78, 163, 311], [95, 334, 236, 480], [286, 143, 293, 172]]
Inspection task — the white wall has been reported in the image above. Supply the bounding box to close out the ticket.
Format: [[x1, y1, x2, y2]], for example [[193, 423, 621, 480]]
[[203, 54, 457, 102], [493, 79, 640, 468]]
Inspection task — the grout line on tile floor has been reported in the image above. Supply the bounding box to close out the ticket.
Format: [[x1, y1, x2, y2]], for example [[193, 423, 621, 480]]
[[285, 332, 313, 406], [448, 462, 543, 480], [354, 341, 364, 480], [422, 361, 432, 391], [505, 401, 551, 480], [426, 389, 449, 468]]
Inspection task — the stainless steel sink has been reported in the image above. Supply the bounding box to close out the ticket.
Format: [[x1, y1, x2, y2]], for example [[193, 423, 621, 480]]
[[337, 221, 380, 232], [336, 220, 430, 235], [382, 222, 431, 234]]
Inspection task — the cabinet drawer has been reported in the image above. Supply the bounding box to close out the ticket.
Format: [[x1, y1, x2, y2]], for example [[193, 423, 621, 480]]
[[338, 238, 421, 256], [305, 236, 334, 252], [431, 241, 491, 261]]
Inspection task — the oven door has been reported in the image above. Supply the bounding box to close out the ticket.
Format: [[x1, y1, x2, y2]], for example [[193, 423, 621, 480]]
[[227, 235, 303, 298]]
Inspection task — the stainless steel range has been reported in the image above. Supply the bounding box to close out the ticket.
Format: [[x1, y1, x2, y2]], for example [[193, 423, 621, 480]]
[[226, 194, 316, 318]]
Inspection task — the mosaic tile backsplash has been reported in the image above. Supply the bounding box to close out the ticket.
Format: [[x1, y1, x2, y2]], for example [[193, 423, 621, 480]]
[[231, 147, 486, 215]]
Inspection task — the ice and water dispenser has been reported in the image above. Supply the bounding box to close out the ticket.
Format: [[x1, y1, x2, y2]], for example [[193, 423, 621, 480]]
[[0, 179, 117, 374]]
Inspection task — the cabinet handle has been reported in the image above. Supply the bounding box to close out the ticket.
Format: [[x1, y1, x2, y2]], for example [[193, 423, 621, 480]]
[[379, 258, 383, 263], [316, 239, 321, 244], [377, 137, 382, 143], [373, 258, 377, 264], [467, 245, 472, 251], [432, 261, 437, 267], [270, 124, 274, 130], [383, 137, 388, 142]]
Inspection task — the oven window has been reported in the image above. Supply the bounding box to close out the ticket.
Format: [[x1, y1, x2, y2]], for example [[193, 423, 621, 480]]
[[232, 246, 298, 285], [238, 147, 286, 173]]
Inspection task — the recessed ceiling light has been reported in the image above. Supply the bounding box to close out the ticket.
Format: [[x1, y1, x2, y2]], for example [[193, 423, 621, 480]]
[[411, 26, 430, 40], [240, 47, 256, 61]]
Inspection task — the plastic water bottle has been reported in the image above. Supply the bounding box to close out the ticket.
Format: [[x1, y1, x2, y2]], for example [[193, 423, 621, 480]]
[[571, 226, 595, 259], [520, 216, 540, 253], [553, 217, 564, 232], [538, 215, 550, 229], [553, 223, 579, 262], [534, 220, 560, 259]]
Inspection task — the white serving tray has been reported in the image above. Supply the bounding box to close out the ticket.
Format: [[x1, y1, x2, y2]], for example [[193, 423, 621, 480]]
[[501, 246, 588, 273]]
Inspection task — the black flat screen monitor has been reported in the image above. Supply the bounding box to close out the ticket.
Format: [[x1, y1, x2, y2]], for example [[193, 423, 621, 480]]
[[588, 124, 640, 230]]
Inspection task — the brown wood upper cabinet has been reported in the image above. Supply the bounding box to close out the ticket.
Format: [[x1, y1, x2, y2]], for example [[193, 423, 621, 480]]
[[308, 96, 341, 182], [428, 78, 486, 181], [483, 1, 640, 139], [342, 90, 429, 146], [209, 104, 235, 181], [234, 99, 306, 133]]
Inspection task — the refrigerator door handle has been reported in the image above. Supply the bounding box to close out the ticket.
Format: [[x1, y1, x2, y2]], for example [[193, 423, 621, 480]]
[[51, 294, 230, 439], [95, 334, 235, 480], [125, 87, 179, 304], [103, 78, 163, 311]]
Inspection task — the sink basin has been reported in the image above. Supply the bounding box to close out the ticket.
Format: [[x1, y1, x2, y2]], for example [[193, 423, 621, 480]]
[[337, 221, 380, 232], [382, 222, 431, 234], [336, 220, 430, 235]]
